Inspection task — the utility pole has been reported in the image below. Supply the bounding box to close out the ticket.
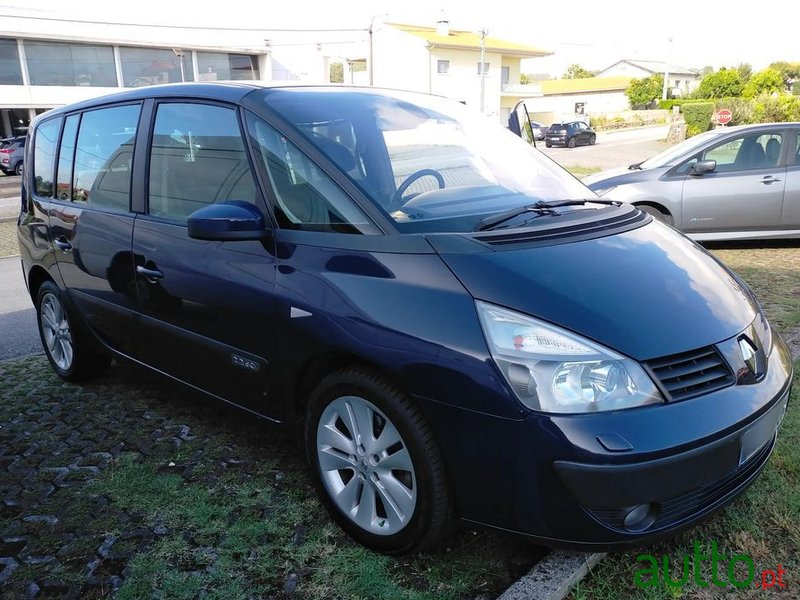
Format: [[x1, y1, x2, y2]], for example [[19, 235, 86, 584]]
[[479, 28, 487, 113], [662, 35, 673, 100], [368, 23, 374, 86]]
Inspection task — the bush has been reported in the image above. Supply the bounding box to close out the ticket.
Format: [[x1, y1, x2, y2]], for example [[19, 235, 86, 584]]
[[713, 97, 756, 125], [682, 102, 715, 137], [752, 94, 800, 122]]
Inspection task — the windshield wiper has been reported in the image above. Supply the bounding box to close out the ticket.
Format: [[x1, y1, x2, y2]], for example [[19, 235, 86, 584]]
[[474, 199, 619, 231]]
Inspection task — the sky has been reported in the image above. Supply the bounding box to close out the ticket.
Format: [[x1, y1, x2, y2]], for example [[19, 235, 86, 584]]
[[3, 0, 800, 77]]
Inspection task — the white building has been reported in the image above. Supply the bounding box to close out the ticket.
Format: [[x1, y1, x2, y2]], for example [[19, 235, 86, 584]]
[[0, 11, 273, 138], [523, 76, 632, 124], [369, 23, 550, 123], [597, 59, 700, 97]]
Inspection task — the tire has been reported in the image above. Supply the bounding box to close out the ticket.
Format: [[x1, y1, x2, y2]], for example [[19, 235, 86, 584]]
[[545, 142, 552, 148], [637, 204, 674, 226], [14, 162, 22, 176], [305, 367, 452, 554], [589, 135, 596, 146], [567, 137, 576, 148], [36, 281, 111, 382]]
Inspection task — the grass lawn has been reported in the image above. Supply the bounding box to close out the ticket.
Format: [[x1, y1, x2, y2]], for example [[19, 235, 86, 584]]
[[565, 165, 602, 177], [571, 243, 800, 599]]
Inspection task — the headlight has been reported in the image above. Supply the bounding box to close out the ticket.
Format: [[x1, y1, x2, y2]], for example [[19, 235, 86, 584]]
[[476, 301, 664, 413], [592, 186, 617, 197]]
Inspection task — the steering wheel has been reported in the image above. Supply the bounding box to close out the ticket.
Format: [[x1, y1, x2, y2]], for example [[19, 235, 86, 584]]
[[392, 169, 445, 207]]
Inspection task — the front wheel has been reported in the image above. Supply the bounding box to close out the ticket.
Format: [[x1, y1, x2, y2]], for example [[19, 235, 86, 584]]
[[36, 281, 111, 381], [545, 141, 552, 148], [589, 135, 596, 146], [567, 137, 576, 148], [306, 367, 452, 554]]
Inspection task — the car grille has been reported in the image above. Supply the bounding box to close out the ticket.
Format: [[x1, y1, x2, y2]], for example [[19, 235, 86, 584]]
[[645, 346, 734, 402], [588, 435, 773, 532]]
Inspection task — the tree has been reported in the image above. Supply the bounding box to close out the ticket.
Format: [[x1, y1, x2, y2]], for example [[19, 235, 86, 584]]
[[520, 73, 533, 85], [735, 63, 752, 83], [768, 61, 800, 91], [696, 68, 744, 98], [626, 74, 664, 109], [329, 62, 343, 83], [743, 68, 784, 98], [563, 64, 595, 79]]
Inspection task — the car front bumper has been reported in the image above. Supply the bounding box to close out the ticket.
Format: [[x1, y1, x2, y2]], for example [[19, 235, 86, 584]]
[[417, 328, 793, 549]]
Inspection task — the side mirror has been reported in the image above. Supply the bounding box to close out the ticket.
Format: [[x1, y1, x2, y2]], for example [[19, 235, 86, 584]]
[[187, 201, 269, 241], [690, 160, 716, 175]]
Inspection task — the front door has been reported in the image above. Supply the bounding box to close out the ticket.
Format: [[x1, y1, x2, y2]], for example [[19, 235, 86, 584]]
[[130, 101, 278, 416], [681, 129, 787, 234]]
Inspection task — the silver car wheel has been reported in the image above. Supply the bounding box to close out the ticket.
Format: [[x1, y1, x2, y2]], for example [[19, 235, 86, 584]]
[[316, 395, 417, 536], [40, 292, 73, 371]]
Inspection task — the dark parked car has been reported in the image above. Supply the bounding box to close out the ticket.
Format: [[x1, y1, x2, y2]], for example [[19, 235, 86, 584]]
[[584, 123, 800, 240], [18, 83, 792, 554], [545, 121, 596, 148], [0, 135, 25, 175]]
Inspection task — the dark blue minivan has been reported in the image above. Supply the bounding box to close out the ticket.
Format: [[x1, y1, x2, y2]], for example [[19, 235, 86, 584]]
[[17, 83, 792, 554]]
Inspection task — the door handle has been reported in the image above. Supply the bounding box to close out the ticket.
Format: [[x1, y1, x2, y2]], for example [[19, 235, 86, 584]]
[[136, 265, 164, 283], [53, 237, 72, 252], [760, 176, 782, 184]]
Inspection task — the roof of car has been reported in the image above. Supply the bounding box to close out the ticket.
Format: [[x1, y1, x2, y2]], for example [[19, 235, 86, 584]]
[[34, 82, 449, 122]]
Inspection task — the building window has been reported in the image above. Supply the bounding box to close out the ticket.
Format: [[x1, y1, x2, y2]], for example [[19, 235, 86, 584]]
[[0, 38, 22, 85], [196, 52, 259, 81], [501, 66, 510, 85], [437, 60, 450, 74], [477, 62, 490, 75], [120, 47, 195, 87], [25, 41, 117, 87]]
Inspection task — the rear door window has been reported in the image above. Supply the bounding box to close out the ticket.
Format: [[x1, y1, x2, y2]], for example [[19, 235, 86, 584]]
[[148, 102, 258, 222], [73, 104, 141, 210], [33, 118, 61, 197], [55, 114, 79, 201]]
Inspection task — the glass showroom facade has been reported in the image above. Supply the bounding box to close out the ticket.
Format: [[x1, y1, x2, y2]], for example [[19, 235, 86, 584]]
[[0, 37, 261, 138]]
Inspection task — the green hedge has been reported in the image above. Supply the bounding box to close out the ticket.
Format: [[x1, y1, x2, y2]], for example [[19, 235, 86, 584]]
[[682, 102, 715, 137]]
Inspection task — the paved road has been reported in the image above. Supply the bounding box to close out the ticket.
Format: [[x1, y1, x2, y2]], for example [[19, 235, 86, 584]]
[[0, 255, 40, 360], [538, 125, 672, 172]]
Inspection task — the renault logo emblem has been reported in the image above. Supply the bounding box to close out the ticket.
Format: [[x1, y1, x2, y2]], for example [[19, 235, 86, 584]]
[[738, 337, 757, 374]]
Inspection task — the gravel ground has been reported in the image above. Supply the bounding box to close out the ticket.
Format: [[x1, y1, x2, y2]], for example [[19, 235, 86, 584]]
[[0, 357, 543, 599]]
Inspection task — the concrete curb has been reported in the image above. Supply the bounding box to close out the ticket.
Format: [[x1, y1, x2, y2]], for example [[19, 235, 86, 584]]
[[498, 551, 605, 600]]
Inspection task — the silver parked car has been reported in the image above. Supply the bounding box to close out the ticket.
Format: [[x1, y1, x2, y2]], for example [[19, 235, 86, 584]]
[[583, 123, 800, 241]]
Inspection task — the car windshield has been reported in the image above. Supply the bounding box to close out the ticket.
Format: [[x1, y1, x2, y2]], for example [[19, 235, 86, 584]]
[[257, 88, 591, 233], [638, 130, 722, 169]]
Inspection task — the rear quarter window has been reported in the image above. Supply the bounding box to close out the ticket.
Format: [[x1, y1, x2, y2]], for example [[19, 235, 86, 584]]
[[33, 118, 61, 198]]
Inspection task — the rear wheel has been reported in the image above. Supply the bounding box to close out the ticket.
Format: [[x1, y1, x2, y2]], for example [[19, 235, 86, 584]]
[[306, 367, 452, 554], [36, 281, 111, 381], [637, 204, 674, 226], [567, 137, 576, 148], [545, 141, 552, 148], [14, 162, 23, 176]]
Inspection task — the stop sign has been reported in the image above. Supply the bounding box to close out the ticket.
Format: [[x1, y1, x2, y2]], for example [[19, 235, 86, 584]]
[[717, 109, 732, 125]]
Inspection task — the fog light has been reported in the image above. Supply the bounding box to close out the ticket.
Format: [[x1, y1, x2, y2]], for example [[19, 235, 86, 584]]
[[623, 503, 657, 532]]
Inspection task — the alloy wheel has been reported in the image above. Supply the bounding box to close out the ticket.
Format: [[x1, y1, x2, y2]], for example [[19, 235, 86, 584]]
[[316, 395, 417, 535], [39, 292, 73, 371]]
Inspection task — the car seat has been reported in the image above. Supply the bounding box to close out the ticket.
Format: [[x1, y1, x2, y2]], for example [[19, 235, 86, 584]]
[[765, 138, 781, 166]]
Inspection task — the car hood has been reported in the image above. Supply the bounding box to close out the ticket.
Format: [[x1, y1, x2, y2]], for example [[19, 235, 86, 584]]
[[583, 165, 671, 190], [432, 221, 758, 361]]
